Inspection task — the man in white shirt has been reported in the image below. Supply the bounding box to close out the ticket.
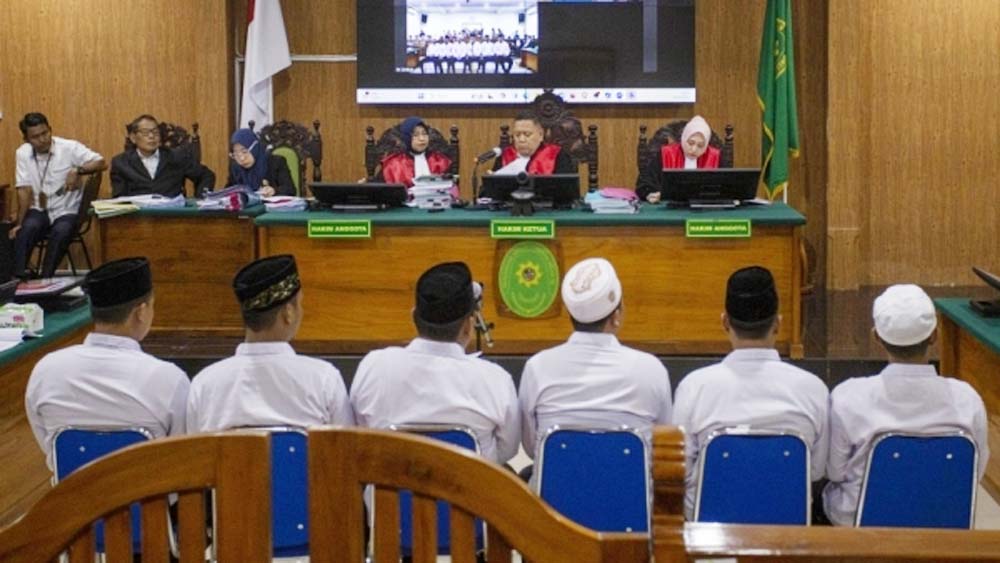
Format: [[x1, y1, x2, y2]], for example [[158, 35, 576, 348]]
[[10, 112, 105, 278], [25, 257, 189, 470], [351, 261, 520, 464], [187, 255, 353, 432], [672, 266, 829, 519], [519, 258, 672, 472], [822, 284, 990, 526]]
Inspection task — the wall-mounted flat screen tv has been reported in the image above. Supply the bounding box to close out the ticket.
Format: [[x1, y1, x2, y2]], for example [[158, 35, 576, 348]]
[[357, 0, 695, 105]]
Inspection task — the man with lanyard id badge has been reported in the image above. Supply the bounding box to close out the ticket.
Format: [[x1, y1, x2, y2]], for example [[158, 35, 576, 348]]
[[10, 112, 105, 279]]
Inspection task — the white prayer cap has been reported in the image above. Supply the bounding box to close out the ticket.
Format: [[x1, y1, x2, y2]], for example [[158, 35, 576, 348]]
[[872, 284, 937, 346], [561, 258, 622, 323]]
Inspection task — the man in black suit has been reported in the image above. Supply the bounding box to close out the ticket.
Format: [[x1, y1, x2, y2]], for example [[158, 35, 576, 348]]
[[110, 114, 215, 198]]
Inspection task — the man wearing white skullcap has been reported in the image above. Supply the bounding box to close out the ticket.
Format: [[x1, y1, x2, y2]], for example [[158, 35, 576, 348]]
[[672, 266, 829, 519], [822, 284, 989, 526], [518, 257, 672, 482]]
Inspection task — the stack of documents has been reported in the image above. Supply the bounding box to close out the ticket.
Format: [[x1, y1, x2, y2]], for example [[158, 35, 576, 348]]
[[263, 196, 308, 212], [585, 188, 640, 214], [92, 194, 185, 217], [409, 177, 454, 210]]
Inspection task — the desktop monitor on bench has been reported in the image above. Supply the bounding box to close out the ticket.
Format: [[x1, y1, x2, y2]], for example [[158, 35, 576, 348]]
[[479, 173, 580, 209], [659, 168, 760, 208], [311, 182, 408, 210]]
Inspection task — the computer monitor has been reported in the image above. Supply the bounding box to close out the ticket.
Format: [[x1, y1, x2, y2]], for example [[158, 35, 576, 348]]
[[971, 266, 1000, 316], [479, 174, 580, 208], [659, 168, 760, 207], [311, 182, 408, 209]]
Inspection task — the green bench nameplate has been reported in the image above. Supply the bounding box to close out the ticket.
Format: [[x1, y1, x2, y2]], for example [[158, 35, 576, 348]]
[[307, 219, 372, 239], [490, 219, 555, 239], [685, 218, 752, 238]]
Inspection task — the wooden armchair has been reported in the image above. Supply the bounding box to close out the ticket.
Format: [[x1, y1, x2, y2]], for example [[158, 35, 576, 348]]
[[252, 119, 323, 197], [637, 120, 734, 173], [308, 427, 648, 563], [365, 122, 460, 181], [0, 433, 271, 563], [123, 121, 201, 163], [499, 89, 599, 191]]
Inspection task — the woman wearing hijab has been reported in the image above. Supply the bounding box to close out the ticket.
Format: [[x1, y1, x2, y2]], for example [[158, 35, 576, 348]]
[[635, 115, 721, 203], [226, 128, 295, 197], [377, 117, 454, 188]]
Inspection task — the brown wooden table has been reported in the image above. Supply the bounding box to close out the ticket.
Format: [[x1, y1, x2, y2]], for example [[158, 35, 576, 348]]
[[255, 205, 806, 356], [0, 306, 91, 527], [937, 297, 1000, 503], [96, 204, 262, 335]]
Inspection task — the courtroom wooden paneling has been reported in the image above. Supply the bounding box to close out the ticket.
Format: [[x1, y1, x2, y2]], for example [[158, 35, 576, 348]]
[[828, 1, 1000, 289], [0, 327, 89, 528], [259, 224, 801, 356], [97, 215, 256, 334]]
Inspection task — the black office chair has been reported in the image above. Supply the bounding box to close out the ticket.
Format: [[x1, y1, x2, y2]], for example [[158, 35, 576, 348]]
[[31, 172, 102, 276]]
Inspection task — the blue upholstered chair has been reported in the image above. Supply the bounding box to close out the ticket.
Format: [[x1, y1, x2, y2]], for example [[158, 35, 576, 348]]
[[857, 432, 977, 529], [536, 426, 650, 532], [389, 424, 484, 556], [52, 426, 154, 552], [695, 430, 810, 525]]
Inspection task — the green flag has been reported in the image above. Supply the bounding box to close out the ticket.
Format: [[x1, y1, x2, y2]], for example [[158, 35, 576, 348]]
[[757, 0, 799, 200]]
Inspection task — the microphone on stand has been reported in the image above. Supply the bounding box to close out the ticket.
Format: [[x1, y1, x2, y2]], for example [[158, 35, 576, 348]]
[[472, 281, 494, 349], [475, 147, 502, 164]]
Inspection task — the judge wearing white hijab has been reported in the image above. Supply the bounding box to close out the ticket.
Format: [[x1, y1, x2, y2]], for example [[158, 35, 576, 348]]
[[636, 115, 721, 203]]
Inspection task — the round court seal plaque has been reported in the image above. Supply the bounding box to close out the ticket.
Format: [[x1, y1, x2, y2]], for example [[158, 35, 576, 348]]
[[497, 241, 560, 318]]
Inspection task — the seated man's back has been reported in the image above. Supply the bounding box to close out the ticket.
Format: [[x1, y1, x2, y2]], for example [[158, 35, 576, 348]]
[[186, 255, 353, 432], [350, 262, 519, 463], [519, 258, 672, 459], [24, 258, 188, 470], [823, 284, 990, 525], [672, 267, 828, 517]]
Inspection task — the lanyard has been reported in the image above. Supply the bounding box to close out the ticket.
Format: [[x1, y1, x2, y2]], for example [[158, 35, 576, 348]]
[[33, 150, 53, 210]]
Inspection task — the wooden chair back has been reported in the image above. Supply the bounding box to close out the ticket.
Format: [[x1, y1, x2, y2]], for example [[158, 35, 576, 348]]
[[637, 120, 734, 173], [365, 122, 460, 181], [648, 426, 1000, 562], [499, 89, 599, 191], [253, 119, 324, 195], [307, 427, 648, 563], [0, 433, 272, 563]]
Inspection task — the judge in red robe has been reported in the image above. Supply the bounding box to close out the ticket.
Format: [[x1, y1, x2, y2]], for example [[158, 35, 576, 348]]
[[377, 117, 455, 194], [635, 115, 720, 202], [490, 110, 575, 176]]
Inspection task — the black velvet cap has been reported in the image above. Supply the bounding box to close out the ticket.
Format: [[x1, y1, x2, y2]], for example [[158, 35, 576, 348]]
[[233, 255, 301, 312], [726, 266, 778, 325], [415, 262, 475, 324], [84, 257, 152, 308]]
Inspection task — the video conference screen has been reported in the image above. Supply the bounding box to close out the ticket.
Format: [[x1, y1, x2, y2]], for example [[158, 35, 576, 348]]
[[357, 0, 696, 105]]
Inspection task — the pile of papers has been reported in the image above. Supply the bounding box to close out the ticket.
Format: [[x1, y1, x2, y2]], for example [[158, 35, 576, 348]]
[[92, 194, 185, 217], [263, 196, 308, 212], [585, 188, 640, 214], [408, 177, 454, 210]]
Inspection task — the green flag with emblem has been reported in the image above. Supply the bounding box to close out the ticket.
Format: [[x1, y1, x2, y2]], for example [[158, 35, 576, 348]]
[[757, 0, 799, 200]]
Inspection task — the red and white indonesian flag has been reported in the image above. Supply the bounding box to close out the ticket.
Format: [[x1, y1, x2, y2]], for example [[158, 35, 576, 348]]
[[240, 0, 292, 129]]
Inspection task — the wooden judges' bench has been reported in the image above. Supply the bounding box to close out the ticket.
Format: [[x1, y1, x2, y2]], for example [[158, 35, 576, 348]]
[[96, 202, 805, 356]]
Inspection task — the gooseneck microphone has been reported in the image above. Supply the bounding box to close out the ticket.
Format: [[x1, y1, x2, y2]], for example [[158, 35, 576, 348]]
[[472, 282, 495, 348], [475, 147, 502, 164]]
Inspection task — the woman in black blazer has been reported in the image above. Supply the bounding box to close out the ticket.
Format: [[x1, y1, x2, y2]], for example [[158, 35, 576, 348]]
[[226, 128, 295, 196]]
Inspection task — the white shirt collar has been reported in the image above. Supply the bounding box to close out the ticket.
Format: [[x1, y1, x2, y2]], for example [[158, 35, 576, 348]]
[[567, 331, 620, 347], [723, 347, 781, 363], [406, 337, 467, 358], [235, 341, 296, 356], [879, 362, 939, 379], [84, 332, 142, 352]]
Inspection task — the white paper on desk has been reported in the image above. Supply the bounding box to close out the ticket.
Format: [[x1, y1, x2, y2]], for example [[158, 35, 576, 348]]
[[0, 327, 25, 342]]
